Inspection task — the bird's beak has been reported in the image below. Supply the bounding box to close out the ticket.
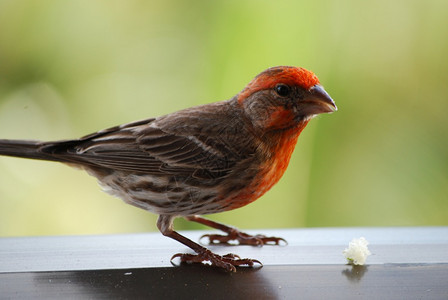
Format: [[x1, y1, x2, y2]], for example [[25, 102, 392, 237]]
[[303, 85, 337, 115]]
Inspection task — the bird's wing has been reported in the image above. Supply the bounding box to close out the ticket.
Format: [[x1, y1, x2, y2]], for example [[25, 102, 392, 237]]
[[42, 113, 252, 180]]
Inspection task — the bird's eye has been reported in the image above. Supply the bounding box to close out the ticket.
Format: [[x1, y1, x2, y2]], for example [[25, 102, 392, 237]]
[[274, 84, 291, 97]]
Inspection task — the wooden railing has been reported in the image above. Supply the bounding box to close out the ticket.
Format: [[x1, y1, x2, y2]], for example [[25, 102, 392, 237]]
[[1, 227, 447, 298]]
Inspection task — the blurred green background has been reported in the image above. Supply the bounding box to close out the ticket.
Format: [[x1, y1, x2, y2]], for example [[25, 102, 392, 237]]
[[0, 0, 447, 236]]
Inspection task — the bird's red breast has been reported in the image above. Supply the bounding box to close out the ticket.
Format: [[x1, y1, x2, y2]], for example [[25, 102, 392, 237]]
[[225, 119, 310, 210]]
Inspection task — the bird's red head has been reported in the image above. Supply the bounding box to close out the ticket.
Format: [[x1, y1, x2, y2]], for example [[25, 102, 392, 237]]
[[236, 66, 336, 131], [237, 66, 320, 103]]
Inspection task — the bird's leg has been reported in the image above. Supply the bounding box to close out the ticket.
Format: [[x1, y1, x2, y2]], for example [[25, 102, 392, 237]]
[[185, 215, 287, 246], [157, 215, 261, 272]]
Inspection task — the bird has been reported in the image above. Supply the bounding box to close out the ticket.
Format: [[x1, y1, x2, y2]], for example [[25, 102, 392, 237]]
[[0, 66, 336, 272]]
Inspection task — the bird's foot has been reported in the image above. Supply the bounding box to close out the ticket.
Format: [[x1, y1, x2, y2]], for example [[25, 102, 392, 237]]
[[200, 228, 287, 246], [171, 249, 262, 272]]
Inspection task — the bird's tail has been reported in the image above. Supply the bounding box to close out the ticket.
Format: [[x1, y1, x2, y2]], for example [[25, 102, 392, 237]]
[[0, 139, 60, 162]]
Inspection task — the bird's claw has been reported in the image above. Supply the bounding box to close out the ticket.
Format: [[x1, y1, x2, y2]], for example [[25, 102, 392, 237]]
[[170, 249, 262, 272], [200, 230, 288, 246]]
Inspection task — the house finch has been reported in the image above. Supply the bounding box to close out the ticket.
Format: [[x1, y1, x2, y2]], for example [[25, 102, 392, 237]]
[[0, 66, 336, 271]]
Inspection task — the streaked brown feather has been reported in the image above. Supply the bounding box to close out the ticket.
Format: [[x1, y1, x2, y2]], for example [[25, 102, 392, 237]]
[[36, 100, 258, 182]]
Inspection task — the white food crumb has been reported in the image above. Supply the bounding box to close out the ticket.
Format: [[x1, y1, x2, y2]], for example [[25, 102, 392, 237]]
[[343, 237, 371, 265]]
